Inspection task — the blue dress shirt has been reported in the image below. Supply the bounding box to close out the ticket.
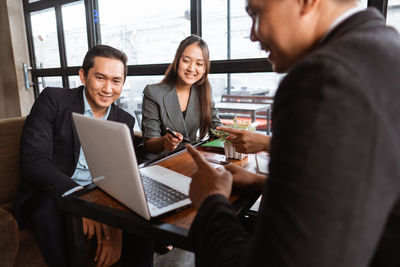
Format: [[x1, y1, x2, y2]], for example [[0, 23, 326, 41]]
[[62, 88, 111, 196]]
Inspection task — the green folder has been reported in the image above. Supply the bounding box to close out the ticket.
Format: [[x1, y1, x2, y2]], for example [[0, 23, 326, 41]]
[[201, 139, 224, 148]]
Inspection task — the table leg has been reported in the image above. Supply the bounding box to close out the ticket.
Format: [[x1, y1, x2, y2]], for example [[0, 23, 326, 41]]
[[251, 111, 256, 123], [266, 107, 271, 135], [65, 213, 86, 267]]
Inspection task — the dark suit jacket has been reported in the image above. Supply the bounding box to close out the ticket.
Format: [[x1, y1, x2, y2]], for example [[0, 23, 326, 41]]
[[189, 8, 400, 267], [141, 83, 221, 157], [17, 86, 136, 201]]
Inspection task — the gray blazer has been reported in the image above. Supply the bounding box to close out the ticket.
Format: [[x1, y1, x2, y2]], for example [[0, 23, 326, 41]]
[[142, 83, 221, 153]]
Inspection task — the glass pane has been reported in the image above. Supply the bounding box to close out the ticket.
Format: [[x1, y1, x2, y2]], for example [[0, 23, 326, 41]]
[[116, 76, 164, 114], [98, 0, 190, 65], [210, 72, 283, 133], [117, 74, 282, 115], [62, 1, 88, 67], [202, 0, 263, 60], [202, 0, 227, 60], [230, 1, 264, 59], [114, 76, 163, 131], [38, 76, 63, 93], [28, 0, 41, 3], [31, 8, 60, 68], [358, 0, 368, 7], [386, 0, 400, 32], [68, 76, 82, 88], [209, 72, 284, 102], [208, 73, 228, 100], [115, 74, 282, 132]]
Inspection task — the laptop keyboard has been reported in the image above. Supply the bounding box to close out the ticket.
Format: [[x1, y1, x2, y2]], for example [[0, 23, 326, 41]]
[[140, 174, 189, 209]]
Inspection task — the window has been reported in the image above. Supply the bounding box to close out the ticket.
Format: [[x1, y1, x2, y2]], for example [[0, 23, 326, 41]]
[[209, 73, 284, 101], [117, 76, 164, 131], [38, 76, 63, 92], [24, 0, 387, 121], [202, 0, 227, 60], [386, 0, 400, 32], [98, 0, 190, 65], [30, 8, 60, 68], [62, 1, 88, 67], [68, 76, 82, 88], [118, 75, 164, 115], [359, 0, 368, 8], [202, 0, 263, 60]]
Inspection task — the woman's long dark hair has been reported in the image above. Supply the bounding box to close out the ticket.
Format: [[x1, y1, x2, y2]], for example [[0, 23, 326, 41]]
[[160, 35, 212, 139]]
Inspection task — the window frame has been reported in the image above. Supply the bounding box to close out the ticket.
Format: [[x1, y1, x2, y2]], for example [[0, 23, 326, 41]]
[[23, 0, 388, 98]]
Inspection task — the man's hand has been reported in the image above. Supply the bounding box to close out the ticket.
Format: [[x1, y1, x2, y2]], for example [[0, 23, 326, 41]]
[[186, 144, 233, 208], [216, 126, 271, 153], [82, 217, 111, 245], [162, 131, 183, 151], [94, 227, 122, 267], [225, 164, 266, 192]]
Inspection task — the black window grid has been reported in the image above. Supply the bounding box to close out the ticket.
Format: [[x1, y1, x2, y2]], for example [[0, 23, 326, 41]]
[[23, 0, 388, 98]]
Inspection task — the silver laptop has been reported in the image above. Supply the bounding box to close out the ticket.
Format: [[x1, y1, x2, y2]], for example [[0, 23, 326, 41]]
[[72, 113, 191, 220]]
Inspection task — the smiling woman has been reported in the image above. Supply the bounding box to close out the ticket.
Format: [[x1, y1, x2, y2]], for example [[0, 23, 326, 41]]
[[141, 35, 222, 158]]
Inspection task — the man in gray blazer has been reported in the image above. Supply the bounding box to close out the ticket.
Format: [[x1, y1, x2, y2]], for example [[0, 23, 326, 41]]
[[186, 0, 400, 266]]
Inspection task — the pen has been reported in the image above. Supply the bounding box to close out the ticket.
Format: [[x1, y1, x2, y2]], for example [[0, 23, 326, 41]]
[[166, 127, 179, 139], [205, 158, 230, 165]]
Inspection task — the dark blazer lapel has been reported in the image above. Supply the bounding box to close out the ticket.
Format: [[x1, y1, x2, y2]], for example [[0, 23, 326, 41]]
[[107, 104, 118, 121], [71, 86, 85, 165], [163, 87, 189, 139], [320, 8, 384, 48]]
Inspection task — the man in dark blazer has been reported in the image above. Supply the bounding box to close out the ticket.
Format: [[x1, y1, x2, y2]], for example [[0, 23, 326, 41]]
[[14, 45, 153, 267], [185, 0, 400, 266]]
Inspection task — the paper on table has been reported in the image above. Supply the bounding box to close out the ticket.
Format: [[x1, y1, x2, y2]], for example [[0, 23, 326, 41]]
[[255, 153, 269, 175]]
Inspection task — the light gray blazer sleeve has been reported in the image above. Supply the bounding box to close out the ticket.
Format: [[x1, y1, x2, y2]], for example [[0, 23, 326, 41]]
[[210, 95, 222, 129]]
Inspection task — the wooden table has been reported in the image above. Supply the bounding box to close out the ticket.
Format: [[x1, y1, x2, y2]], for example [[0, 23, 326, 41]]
[[58, 148, 260, 266], [215, 102, 271, 134]]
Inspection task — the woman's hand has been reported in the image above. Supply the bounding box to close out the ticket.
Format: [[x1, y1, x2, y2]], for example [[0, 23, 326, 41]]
[[162, 130, 183, 151]]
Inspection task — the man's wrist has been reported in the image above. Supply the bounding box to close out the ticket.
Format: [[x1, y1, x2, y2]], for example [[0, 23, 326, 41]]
[[263, 135, 270, 152], [195, 192, 229, 209], [251, 173, 267, 191]]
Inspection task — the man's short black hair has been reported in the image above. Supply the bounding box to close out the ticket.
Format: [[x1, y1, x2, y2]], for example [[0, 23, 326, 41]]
[[81, 45, 128, 81]]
